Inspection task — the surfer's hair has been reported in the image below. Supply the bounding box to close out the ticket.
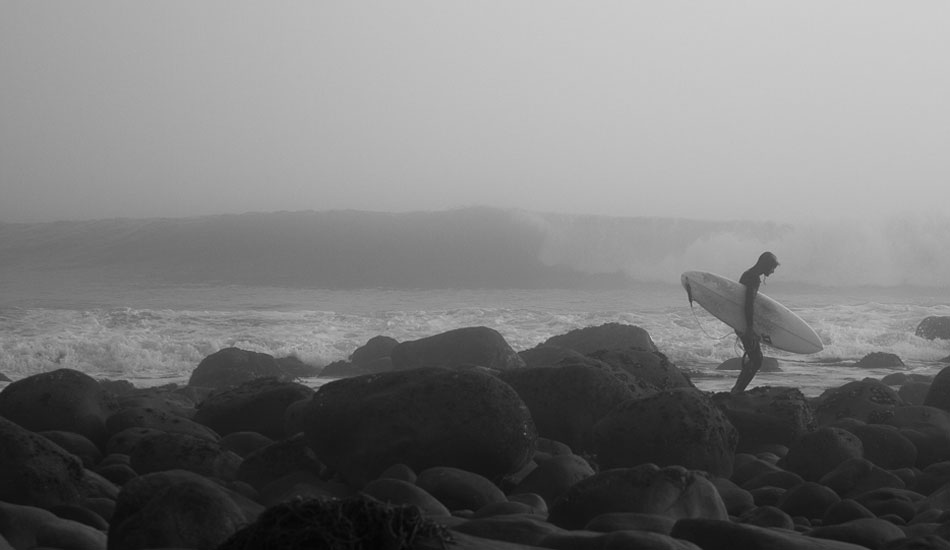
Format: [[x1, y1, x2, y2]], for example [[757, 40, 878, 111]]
[[757, 251, 779, 270]]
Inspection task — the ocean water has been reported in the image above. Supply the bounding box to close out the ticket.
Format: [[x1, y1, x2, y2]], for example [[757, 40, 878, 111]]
[[1, 279, 948, 397], [2, 209, 949, 397]]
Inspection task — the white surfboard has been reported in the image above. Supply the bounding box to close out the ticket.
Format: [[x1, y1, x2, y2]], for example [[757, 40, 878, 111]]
[[680, 271, 823, 354]]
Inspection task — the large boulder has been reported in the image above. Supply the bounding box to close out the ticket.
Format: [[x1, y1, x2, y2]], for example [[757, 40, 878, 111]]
[[592, 388, 738, 477], [193, 378, 313, 440], [235, 434, 325, 491], [0, 368, 117, 446], [498, 364, 635, 453], [127, 431, 242, 479], [547, 464, 728, 530], [878, 405, 950, 468], [541, 322, 657, 354], [588, 348, 694, 392], [813, 379, 903, 426], [390, 326, 524, 371], [713, 386, 816, 451], [188, 347, 294, 389], [105, 406, 220, 441], [0, 501, 107, 550], [351, 335, 399, 364], [917, 316, 950, 340], [828, 418, 917, 469], [109, 469, 261, 550], [0, 415, 86, 509], [782, 427, 864, 482], [303, 367, 536, 486], [924, 365, 950, 413], [852, 352, 904, 369]]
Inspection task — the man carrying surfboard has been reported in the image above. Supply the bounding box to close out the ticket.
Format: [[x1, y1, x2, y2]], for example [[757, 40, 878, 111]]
[[731, 251, 780, 393]]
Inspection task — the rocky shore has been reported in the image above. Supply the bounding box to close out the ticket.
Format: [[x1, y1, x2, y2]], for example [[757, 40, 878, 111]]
[[2, 319, 950, 550]]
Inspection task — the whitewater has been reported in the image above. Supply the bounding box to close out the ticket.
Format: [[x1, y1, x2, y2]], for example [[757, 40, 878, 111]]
[[1, 208, 949, 396]]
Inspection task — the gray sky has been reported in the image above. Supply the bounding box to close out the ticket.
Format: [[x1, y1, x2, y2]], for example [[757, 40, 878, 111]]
[[3, 2, 950, 223]]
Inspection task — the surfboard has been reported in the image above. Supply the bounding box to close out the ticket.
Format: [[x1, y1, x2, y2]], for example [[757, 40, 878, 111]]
[[680, 270, 823, 354]]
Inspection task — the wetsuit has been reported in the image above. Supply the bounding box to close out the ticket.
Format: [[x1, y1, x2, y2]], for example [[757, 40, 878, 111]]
[[731, 267, 763, 393]]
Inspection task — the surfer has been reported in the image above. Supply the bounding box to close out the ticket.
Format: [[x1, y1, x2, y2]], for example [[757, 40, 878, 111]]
[[731, 251, 780, 393]]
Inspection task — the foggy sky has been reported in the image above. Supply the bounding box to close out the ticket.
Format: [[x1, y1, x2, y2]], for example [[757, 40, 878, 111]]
[[3, 2, 950, 223]]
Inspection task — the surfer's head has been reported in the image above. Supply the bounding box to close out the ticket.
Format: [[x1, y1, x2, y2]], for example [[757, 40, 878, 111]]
[[756, 251, 779, 276]]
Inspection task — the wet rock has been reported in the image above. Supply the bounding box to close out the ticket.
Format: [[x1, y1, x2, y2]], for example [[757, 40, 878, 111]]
[[818, 457, 906, 499], [110, 470, 261, 550], [542, 322, 658, 353], [924, 365, 950, 413], [390, 326, 524, 371], [498, 364, 635, 453], [593, 388, 738, 477], [188, 347, 293, 389], [584, 512, 676, 534], [193, 378, 313, 440], [879, 405, 950, 468], [808, 517, 905, 549], [829, 418, 917, 469], [219, 431, 274, 458], [361, 478, 451, 517], [713, 386, 816, 452], [0, 368, 117, 446], [512, 453, 595, 506], [0, 416, 85, 508], [275, 355, 322, 378], [673, 518, 871, 550], [128, 431, 242, 479], [0, 501, 107, 550], [416, 466, 507, 513], [813, 379, 903, 426], [916, 316, 950, 340], [539, 529, 703, 550], [900, 381, 932, 406], [710, 476, 755, 516], [351, 335, 399, 364], [822, 498, 875, 525], [782, 427, 864, 482], [547, 464, 728, 530], [738, 505, 795, 529], [446, 513, 564, 546], [852, 351, 904, 369], [39, 430, 102, 468], [236, 433, 325, 491], [518, 345, 595, 368], [777, 482, 841, 520], [105, 406, 221, 441], [303, 367, 536, 486], [589, 348, 694, 392], [852, 487, 924, 522], [320, 357, 393, 378]]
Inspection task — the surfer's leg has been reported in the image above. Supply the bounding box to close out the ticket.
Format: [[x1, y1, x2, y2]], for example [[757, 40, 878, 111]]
[[731, 336, 759, 393]]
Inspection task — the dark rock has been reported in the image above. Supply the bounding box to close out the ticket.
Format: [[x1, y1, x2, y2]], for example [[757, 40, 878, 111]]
[[742, 469, 805, 491], [853, 352, 905, 369], [498, 364, 635, 453], [216, 496, 452, 550], [547, 464, 728, 530], [830, 418, 917, 469], [390, 326, 524, 371], [901, 381, 933, 406], [713, 386, 816, 451], [852, 487, 924, 522], [99, 378, 136, 395], [128, 431, 242, 479], [878, 405, 950, 468], [106, 406, 220, 441], [738, 505, 795, 529], [256, 471, 352, 507], [593, 388, 738, 477], [731, 453, 783, 486], [361, 478, 451, 517], [924, 365, 950, 413], [513, 453, 595, 507], [188, 347, 293, 389], [351, 335, 399, 364], [710, 476, 755, 516], [110, 469, 261, 550], [518, 345, 594, 368], [39, 430, 102, 468], [320, 357, 393, 378], [818, 457, 906, 499], [445, 512, 564, 546], [219, 431, 274, 458], [539, 529, 703, 550], [0, 501, 107, 550], [589, 348, 694, 392], [717, 356, 781, 372], [777, 482, 841, 520], [0, 368, 117, 446], [672, 518, 872, 550], [808, 517, 905, 549], [541, 322, 657, 353], [822, 498, 875, 525], [416, 466, 507, 513], [888, 535, 950, 550], [303, 367, 536, 486], [783, 427, 864, 482], [236, 433, 325, 491], [193, 378, 313, 440], [275, 355, 322, 378], [813, 379, 903, 426], [748, 486, 786, 507], [0, 415, 85, 508], [585, 512, 676, 534], [916, 316, 950, 340]]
